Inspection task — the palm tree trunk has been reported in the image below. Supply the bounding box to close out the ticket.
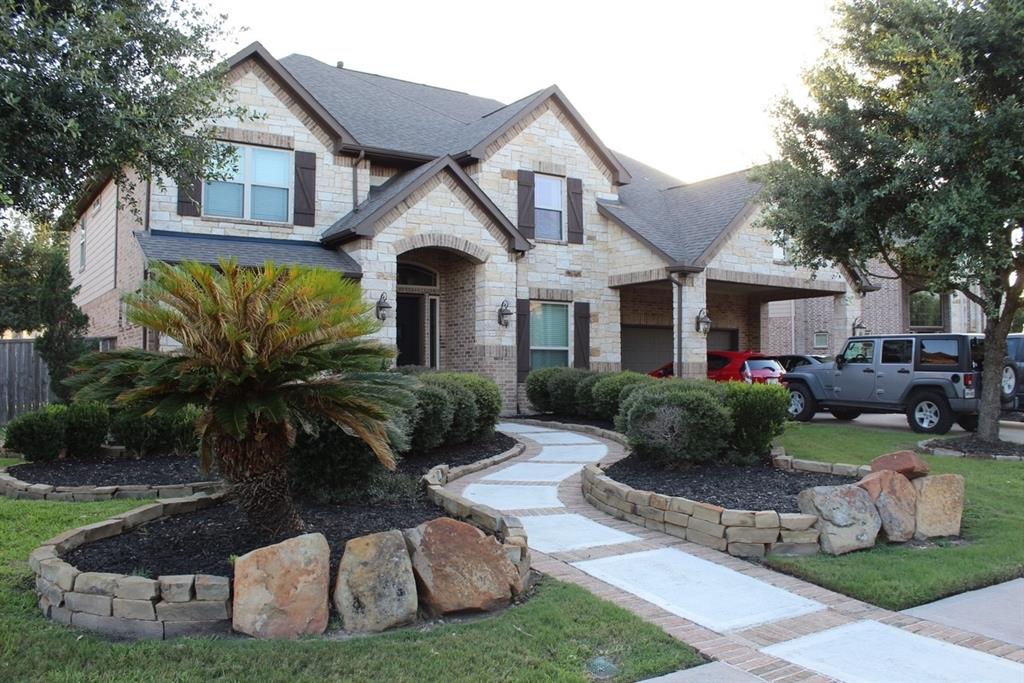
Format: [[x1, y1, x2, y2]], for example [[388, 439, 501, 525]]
[[216, 422, 304, 536]]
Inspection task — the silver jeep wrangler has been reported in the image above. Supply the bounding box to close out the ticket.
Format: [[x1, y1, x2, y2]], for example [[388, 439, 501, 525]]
[[783, 334, 982, 434]]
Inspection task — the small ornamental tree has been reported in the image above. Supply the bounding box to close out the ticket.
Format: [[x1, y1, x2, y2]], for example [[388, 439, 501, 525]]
[[68, 260, 414, 534], [756, 0, 1024, 442]]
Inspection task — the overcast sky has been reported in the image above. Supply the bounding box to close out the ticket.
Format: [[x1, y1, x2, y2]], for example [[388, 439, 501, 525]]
[[207, 0, 834, 183]]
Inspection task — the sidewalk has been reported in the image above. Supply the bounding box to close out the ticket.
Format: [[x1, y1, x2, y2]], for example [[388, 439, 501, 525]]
[[445, 422, 1024, 683]]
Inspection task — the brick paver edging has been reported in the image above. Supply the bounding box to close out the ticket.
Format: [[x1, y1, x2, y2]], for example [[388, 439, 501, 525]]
[[30, 491, 233, 639], [420, 438, 532, 583], [0, 464, 222, 502]]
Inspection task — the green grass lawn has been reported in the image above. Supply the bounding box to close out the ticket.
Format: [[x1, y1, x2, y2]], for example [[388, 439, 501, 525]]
[[0, 497, 700, 682], [0, 456, 23, 468], [770, 422, 1024, 610]]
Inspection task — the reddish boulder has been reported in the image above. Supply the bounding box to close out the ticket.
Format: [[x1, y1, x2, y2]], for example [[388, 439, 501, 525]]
[[870, 451, 930, 479], [232, 533, 330, 639], [913, 474, 966, 539], [403, 517, 521, 616], [856, 470, 917, 542]]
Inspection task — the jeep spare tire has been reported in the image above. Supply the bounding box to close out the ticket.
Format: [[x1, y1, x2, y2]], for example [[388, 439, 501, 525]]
[[1000, 360, 1018, 404]]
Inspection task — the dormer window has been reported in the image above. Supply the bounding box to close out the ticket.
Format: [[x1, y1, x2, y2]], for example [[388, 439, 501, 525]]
[[534, 174, 563, 241], [204, 144, 292, 223]]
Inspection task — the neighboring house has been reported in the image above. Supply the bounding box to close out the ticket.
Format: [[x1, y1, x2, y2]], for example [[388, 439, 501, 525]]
[[68, 42, 984, 413]]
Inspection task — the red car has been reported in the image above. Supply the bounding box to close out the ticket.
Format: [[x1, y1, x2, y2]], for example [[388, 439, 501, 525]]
[[649, 351, 786, 384]]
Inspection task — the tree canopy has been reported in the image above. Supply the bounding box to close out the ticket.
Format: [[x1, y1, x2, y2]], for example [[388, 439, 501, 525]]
[[0, 0, 245, 225], [756, 0, 1024, 440]]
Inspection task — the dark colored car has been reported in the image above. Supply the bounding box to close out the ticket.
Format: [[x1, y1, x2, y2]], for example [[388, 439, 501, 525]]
[[770, 354, 831, 373]]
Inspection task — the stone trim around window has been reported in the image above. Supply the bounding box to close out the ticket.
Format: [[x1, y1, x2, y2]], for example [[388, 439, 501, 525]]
[[215, 126, 294, 150]]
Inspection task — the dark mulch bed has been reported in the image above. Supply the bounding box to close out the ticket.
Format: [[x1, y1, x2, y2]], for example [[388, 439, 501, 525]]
[[927, 435, 1024, 459], [604, 455, 854, 513], [519, 414, 616, 431], [67, 496, 445, 578], [396, 432, 517, 476], [7, 456, 207, 487]]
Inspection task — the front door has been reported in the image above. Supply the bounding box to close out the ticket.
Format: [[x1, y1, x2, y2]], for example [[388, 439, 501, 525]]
[[396, 294, 423, 366], [832, 338, 877, 402], [874, 338, 914, 405]]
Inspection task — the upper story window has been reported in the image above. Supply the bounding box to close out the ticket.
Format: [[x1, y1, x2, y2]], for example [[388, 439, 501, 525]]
[[78, 219, 86, 272], [204, 144, 292, 223], [909, 290, 943, 330], [534, 174, 563, 241]]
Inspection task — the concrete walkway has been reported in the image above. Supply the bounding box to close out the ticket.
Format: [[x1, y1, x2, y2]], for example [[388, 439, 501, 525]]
[[446, 422, 1024, 683]]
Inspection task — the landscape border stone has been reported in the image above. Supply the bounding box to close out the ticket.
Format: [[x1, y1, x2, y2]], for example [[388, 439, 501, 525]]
[[0, 463, 222, 502], [917, 439, 1024, 461]]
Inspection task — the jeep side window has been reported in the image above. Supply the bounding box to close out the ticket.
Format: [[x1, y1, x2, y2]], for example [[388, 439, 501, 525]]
[[881, 339, 913, 364], [919, 338, 958, 366], [843, 340, 875, 364]]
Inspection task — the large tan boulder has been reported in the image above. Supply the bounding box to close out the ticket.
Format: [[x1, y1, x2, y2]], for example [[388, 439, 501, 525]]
[[913, 474, 966, 539], [232, 533, 330, 639], [334, 530, 418, 633], [870, 451, 930, 479], [798, 485, 881, 555], [857, 470, 917, 542], [403, 517, 521, 616]]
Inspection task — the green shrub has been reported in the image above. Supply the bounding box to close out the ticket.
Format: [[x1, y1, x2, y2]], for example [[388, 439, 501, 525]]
[[109, 405, 200, 458], [574, 372, 604, 417], [444, 372, 502, 435], [408, 383, 455, 451], [723, 382, 789, 462], [622, 381, 732, 466], [65, 401, 110, 458], [547, 368, 590, 415], [423, 375, 479, 445], [393, 365, 432, 376], [592, 371, 650, 421], [290, 416, 395, 501], [525, 367, 564, 413], [4, 404, 67, 461]]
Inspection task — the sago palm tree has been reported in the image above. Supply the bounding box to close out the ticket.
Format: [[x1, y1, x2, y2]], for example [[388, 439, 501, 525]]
[[68, 259, 413, 534]]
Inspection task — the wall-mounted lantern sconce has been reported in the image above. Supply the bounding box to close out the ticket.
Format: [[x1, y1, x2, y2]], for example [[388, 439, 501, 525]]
[[852, 317, 867, 336], [375, 292, 392, 321], [695, 308, 713, 336], [497, 300, 513, 327]]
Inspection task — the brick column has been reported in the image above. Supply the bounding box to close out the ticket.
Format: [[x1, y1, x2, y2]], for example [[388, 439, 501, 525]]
[[674, 272, 707, 378]]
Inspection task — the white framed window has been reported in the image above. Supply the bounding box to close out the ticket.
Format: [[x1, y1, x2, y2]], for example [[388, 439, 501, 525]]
[[78, 220, 87, 272], [534, 174, 563, 241], [203, 144, 292, 223], [772, 238, 789, 262], [530, 301, 569, 368], [813, 331, 829, 349]]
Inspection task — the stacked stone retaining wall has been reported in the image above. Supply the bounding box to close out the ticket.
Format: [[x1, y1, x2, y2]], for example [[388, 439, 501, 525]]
[[0, 465, 222, 501]]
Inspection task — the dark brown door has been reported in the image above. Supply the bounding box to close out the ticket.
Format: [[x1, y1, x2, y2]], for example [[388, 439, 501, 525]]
[[396, 295, 423, 366]]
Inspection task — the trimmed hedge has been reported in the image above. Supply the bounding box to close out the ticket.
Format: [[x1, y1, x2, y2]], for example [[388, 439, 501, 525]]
[[408, 383, 455, 451], [622, 382, 733, 466], [421, 375, 479, 445], [724, 382, 789, 462], [591, 371, 650, 420], [109, 405, 200, 458], [4, 405, 67, 461], [65, 401, 110, 458], [525, 367, 565, 413], [290, 415, 395, 501], [434, 372, 502, 436], [574, 373, 604, 417]]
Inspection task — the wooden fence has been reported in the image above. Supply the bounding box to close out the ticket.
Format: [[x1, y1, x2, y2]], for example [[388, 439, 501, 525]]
[[0, 340, 53, 425]]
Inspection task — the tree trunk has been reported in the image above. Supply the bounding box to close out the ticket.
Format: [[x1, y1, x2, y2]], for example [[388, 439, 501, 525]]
[[977, 313, 1014, 443], [216, 421, 304, 536]]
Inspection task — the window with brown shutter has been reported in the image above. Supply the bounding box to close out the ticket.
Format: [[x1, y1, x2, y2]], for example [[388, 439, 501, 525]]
[[567, 177, 583, 244], [516, 299, 531, 382], [176, 177, 202, 216], [293, 150, 316, 226], [516, 170, 535, 239], [573, 301, 590, 369]]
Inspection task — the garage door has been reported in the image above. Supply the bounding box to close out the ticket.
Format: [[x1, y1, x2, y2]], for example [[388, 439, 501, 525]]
[[621, 326, 672, 373]]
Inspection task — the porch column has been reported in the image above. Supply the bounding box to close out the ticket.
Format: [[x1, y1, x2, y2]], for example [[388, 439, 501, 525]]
[[831, 292, 863, 355], [674, 271, 707, 378]]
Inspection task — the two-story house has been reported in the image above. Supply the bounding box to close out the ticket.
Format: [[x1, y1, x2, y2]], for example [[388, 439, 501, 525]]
[[69, 42, 983, 413]]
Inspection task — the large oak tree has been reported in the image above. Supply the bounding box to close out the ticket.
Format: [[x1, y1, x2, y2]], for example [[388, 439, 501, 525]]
[[756, 0, 1024, 441]]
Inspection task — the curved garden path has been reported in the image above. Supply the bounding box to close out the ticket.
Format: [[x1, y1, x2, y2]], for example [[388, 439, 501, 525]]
[[442, 421, 1024, 683]]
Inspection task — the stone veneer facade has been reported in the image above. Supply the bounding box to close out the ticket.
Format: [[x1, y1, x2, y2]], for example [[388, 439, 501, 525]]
[[70, 48, 986, 415]]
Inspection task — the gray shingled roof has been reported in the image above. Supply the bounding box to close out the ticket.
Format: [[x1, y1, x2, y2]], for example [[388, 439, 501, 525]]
[[599, 154, 762, 266], [279, 55, 523, 157], [135, 231, 361, 276]]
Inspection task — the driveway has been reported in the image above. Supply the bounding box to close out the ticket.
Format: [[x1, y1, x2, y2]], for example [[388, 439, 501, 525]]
[[808, 412, 1024, 444]]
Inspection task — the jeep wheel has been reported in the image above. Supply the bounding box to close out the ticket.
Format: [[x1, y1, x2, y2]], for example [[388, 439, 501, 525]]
[[787, 384, 817, 422], [831, 409, 861, 421], [906, 392, 954, 434], [956, 414, 979, 432], [1000, 360, 1018, 405]]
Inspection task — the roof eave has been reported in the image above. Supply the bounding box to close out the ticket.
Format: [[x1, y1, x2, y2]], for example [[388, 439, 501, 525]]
[[691, 197, 761, 268], [596, 202, 675, 265], [463, 86, 632, 186]]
